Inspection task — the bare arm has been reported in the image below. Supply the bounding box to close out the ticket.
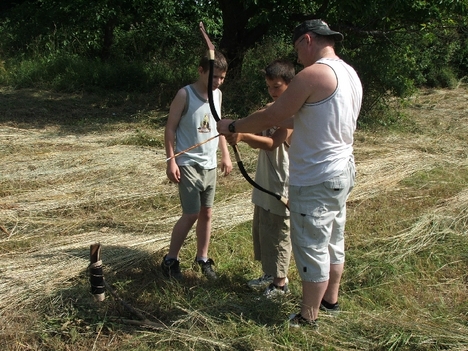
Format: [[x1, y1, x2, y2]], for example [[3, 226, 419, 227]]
[[227, 127, 291, 151], [218, 134, 232, 176], [217, 63, 337, 135], [164, 88, 186, 183], [277, 117, 294, 130]]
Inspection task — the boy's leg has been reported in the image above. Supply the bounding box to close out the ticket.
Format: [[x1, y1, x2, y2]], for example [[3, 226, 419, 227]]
[[192, 168, 217, 279], [252, 206, 262, 261], [167, 213, 198, 258], [195, 205, 212, 259], [194, 205, 216, 279], [167, 165, 202, 259], [247, 206, 274, 289], [162, 213, 198, 280], [273, 217, 290, 287], [257, 208, 291, 297], [259, 208, 291, 286], [195, 167, 216, 260]]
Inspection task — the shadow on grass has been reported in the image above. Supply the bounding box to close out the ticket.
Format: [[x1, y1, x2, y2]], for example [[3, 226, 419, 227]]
[[0, 87, 167, 134], [53, 245, 293, 338]]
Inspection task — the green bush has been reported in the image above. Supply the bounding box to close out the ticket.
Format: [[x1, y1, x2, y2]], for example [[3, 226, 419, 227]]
[[424, 66, 458, 89], [2, 53, 197, 107], [222, 35, 297, 118]]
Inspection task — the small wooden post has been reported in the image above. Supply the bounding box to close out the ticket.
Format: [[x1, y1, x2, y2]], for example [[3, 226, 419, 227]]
[[89, 243, 105, 301]]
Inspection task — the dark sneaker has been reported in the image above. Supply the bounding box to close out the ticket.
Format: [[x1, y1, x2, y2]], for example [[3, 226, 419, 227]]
[[161, 255, 183, 280], [288, 313, 318, 329], [263, 279, 289, 298], [320, 300, 340, 316], [247, 274, 274, 290], [194, 257, 217, 279]]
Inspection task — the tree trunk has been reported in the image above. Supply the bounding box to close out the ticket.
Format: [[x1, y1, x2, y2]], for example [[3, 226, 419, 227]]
[[101, 18, 115, 61], [217, 0, 268, 76]]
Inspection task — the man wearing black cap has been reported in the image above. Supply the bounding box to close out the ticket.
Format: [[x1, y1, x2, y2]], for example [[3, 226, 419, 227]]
[[217, 19, 363, 327]]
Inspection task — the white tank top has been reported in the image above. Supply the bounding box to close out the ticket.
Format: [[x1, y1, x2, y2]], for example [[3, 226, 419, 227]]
[[176, 84, 221, 169], [289, 58, 362, 186]]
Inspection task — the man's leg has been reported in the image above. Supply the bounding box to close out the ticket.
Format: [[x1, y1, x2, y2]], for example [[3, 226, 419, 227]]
[[323, 263, 343, 304], [301, 280, 328, 321], [322, 159, 355, 305], [289, 183, 341, 322]]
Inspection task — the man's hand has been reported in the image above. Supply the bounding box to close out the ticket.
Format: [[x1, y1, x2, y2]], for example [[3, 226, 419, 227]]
[[217, 119, 234, 135]]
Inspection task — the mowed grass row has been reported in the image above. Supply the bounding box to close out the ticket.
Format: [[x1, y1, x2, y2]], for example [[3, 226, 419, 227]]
[[0, 86, 467, 350]]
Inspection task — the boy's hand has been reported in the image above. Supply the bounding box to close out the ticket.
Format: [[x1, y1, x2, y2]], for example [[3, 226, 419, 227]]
[[166, 159, 181, 183], [225, 133, 242, 146], [220, 156, 232, 176]]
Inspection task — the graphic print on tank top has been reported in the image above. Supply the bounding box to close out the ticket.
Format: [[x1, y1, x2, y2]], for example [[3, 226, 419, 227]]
[[198, 114, 211, 133]]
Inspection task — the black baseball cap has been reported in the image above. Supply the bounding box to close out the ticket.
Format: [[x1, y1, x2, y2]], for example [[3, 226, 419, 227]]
[[292, 19, 343, 43]]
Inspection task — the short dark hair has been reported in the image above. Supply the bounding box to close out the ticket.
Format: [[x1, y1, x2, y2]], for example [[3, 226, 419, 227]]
[[263, 59, 295, 84], [199, 50, 228, 72]]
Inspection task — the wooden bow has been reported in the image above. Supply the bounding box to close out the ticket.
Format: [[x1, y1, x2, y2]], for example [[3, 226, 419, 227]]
[[199, 22, 289, 209]]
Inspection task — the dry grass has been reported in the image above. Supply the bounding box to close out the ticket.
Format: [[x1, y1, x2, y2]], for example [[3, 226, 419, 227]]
[[371, 188, 468, 263], [1, 85, 467, 350], [0, 126, 253, 312]]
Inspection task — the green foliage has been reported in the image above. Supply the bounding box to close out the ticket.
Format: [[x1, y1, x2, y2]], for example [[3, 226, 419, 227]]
[[223, 34, 297, 117], [2, 53, 197, 107], [424, 67, 459, 89], [329, 0, 468, 120], [0, 0, 468, 123]]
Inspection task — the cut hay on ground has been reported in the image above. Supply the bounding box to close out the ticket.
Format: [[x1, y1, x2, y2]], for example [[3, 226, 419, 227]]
[[0, 123, 461, 315], [0, 124, 254, 315], [1, 87, 467, 341], [371, 187, 468, 263]]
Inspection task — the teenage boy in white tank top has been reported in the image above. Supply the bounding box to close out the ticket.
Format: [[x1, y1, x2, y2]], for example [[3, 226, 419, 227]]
[[163, 50, 232, 280]]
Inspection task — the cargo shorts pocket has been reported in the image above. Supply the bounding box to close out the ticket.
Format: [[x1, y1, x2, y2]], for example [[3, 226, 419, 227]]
[[323, 173, 348, 191], [291, 208, 328, 250]]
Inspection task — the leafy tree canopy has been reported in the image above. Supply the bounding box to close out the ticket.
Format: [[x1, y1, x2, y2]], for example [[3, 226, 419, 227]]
[[1, 0, 467, 122]]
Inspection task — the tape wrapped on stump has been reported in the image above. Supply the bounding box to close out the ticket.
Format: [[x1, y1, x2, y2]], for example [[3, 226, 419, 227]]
[[89, 243, 105, 301]]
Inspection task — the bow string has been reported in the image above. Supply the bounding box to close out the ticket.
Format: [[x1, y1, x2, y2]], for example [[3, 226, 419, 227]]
[[199, 22, 289, 209]]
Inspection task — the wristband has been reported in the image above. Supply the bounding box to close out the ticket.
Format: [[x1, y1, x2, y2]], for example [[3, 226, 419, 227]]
[[228, 121, 236, 133]]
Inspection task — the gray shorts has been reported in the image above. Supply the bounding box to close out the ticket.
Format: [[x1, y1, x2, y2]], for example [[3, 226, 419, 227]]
[[289, 159, 355, 282], [178, 165, 216, 214]]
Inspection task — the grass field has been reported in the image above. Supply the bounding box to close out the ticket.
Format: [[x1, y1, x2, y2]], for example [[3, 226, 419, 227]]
[[1, 85, 467, 350]]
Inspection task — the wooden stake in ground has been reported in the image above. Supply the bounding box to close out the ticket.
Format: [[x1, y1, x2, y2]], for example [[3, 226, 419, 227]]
[[89, 243, 105, 302], [89, 243, 164, 328]]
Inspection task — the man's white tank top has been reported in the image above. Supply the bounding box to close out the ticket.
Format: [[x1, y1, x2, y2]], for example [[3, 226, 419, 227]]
[[289, 58, 362, 186], [176, 84, 221, 169]]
